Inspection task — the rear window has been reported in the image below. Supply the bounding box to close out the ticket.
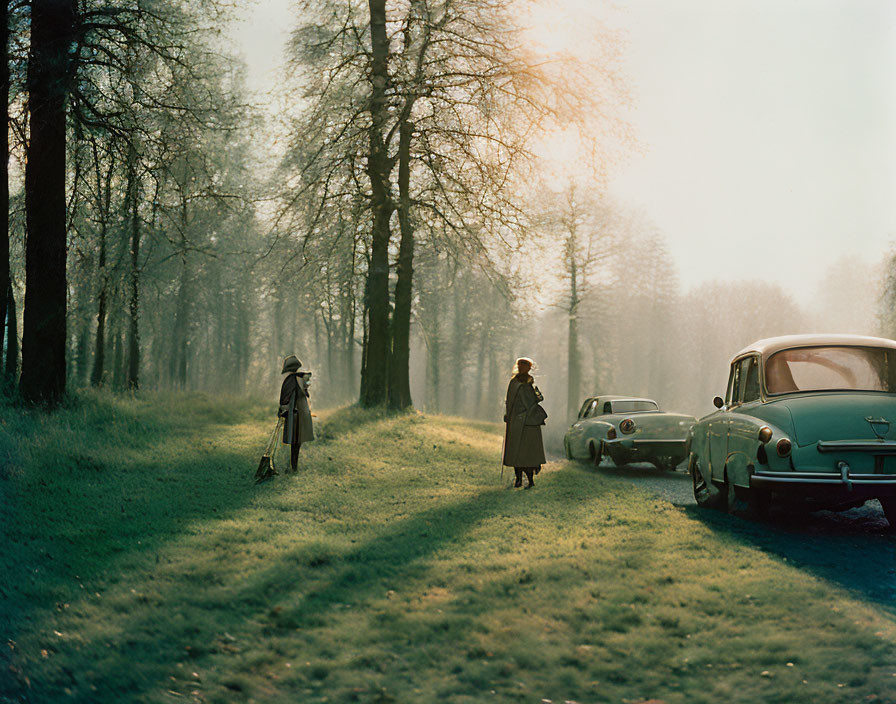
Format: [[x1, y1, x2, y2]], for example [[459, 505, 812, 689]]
[[612, 400, 658, 413], [766, 346, 896, 395]]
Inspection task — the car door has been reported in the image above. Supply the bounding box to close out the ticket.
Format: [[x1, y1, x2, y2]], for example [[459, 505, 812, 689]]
[[709, 362, 740, 479], [568, 399, 596, 458], [727, 356, 761, 485]]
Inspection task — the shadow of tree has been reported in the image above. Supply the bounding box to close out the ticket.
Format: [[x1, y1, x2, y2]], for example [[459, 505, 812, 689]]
[[7, 482, 546, 702], [235, 487, 509, 626]]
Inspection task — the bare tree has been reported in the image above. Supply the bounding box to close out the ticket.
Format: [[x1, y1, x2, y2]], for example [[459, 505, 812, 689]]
[[283, 0, 628, 409], [541, 182, 618, 418]]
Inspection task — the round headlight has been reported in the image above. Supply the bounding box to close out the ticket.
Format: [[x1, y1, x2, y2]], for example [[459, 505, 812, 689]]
[[758, 426, 773, 444], [620, 419, 635, 434], [607, 427, 617, 440], [776, 438, 792, 457]]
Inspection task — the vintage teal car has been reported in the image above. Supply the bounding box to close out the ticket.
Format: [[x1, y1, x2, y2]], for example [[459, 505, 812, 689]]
[[564, 395, 697, 471], [688, 334, 896, 525]]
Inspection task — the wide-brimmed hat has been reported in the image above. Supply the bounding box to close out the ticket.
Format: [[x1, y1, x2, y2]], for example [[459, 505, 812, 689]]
[[281, 355, 302, 373]]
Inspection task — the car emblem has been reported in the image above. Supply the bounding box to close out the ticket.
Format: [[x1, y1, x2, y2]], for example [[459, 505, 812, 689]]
[[865, 416, 890, 440]]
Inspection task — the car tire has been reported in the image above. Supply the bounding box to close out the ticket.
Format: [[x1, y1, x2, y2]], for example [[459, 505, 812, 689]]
[[880, 497, 896, 528], [691, 454, 723, 509], [564, 438, 573, 460], [593, 441, 604, 467], [588, 441, 602, 466]]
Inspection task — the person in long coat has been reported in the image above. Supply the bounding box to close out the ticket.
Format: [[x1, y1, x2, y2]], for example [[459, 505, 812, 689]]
[[502, 357, 547, 488], [278, 355, 314, 473]]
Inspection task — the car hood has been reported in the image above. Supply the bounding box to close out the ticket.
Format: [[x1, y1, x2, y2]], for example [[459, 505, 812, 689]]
[[770, 393, 896, 447]]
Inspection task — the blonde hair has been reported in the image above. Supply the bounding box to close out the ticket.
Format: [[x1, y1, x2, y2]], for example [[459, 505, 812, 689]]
[[512, 357, 536, 377]]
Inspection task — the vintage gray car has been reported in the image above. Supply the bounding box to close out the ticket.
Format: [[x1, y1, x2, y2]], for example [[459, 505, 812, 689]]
[[564, 395, 697, 471], [688, 334, 896, 524]]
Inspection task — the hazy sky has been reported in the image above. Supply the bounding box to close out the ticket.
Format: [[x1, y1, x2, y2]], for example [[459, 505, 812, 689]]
[[235, 0, 896, 305]]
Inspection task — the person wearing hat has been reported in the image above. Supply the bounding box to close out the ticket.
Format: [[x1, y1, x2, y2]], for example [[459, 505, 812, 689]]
[[502, 357, 547, 488], [278, 355, 314, 473]]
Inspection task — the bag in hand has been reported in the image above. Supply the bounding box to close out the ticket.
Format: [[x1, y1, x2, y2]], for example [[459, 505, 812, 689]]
[[255, 455, 278, 483], [526, 403, 548, 426]]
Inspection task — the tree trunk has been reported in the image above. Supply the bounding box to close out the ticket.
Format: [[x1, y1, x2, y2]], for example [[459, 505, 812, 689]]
[[91, 263, 107, 387], [126, 142, 140, 390], [474, 323, 487, 418], [421, 273, 441, 413], [567, 262, 580, 420], [486, 338, 498, 421], [4, 282, 17, 388], [451, 282, 465, 414], [0, 0, 9, 375], [20, 0, 75, 406], [359, 263, 370, 401], [360, 0, 393, 407], [111, 324, 124, 391], [90, 141, 111, 387], [74, 316, 89, 387], [171, 256, 189, 389], [346, 277, 357, 400], [170, 196, 190, 390], [388, 120, 414, 409]]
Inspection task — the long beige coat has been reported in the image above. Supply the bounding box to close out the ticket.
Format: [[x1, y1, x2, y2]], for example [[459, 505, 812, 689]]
[[279, 373, 314, 445], [502, 376, 546, 467]]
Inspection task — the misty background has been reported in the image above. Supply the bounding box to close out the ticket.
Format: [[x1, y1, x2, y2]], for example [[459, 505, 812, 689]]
[[2, 0, 894, 437]]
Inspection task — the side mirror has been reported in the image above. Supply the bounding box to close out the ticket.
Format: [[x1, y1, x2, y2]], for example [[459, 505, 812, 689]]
[[713, 396, 724, 409]]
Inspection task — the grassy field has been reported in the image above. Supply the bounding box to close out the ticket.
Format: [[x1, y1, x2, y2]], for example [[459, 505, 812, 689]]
[[1, 392, 895, 704]]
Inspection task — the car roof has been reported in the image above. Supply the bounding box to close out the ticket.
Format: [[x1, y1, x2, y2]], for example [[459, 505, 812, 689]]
[[734, 334, 896, 361]]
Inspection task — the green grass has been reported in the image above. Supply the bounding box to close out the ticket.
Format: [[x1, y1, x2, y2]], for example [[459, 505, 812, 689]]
[[1, 392, 895, 703]]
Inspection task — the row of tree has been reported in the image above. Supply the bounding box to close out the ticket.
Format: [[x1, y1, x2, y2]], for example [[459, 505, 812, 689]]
[[4, 1, 884, 422], [4, 0, 270, 407], [4, 0, 627, 410]]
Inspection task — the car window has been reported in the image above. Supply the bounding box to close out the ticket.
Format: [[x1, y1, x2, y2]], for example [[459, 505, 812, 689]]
[[578, 400, 592, 419], [766, 346, 896, 394], [725, 363, 740, 406], [742, 357, 761, 402], [612, 400, 658, 413], [583, 400, 599, 418], [602, 402, 612, 414]]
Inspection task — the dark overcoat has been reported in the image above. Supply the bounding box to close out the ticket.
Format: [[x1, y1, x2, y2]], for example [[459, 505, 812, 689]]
[[279, 373, 314, 445], [502, 376, 546, 467]]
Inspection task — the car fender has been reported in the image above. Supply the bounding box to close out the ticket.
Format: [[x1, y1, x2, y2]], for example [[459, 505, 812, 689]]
[[726, 415, 793, 485], [689, 418, 713, 474], [583, 420, 614, 451]]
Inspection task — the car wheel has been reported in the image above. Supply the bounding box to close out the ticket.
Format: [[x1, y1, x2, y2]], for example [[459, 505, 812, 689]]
[[587, 441, 600, 466], [593, 441, 604, 467], [564, 437, 573, 460], [691, 454, 723, 509], [880, 497, 896, 528]]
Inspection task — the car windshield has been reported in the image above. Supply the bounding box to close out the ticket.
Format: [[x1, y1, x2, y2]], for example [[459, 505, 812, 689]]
[[765, 346, 896, 395], [612, 400, 658, 413]]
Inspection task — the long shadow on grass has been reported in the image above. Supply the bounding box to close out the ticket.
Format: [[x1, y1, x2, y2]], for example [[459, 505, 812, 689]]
[[686, 505, 896, 610], [235, 486, 517, 625], [0, 395, 276, 701], [11, 483, 572, 703]]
